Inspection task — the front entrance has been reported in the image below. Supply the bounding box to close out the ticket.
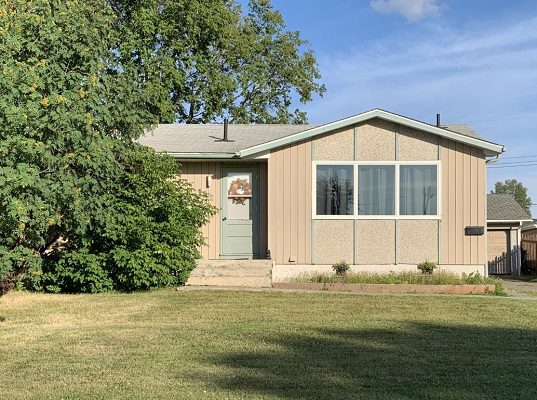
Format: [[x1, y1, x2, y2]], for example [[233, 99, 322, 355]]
[[220, 165, 259, 259]]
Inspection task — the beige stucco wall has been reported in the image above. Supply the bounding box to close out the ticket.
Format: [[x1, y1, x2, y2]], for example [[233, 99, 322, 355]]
[[398, 125, 439, 161], [314, 220, 354, 264], [357, 118, 396, 161], [315, 126, 354, 161], [357, 220, 396, 264], [398, 220, 439, 264]]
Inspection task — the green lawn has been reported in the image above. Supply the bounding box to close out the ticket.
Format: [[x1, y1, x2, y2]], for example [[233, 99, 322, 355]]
[[1, 289, 537, 400]]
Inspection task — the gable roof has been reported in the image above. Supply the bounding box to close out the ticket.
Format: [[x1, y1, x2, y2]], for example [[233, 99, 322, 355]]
[[139, 109, 504, 159], [487, 194, 531, 222]]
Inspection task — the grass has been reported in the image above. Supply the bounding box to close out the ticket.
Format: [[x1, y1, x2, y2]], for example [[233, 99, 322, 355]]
[[1, 289, 537, 399], [289, 271, 505, 293]]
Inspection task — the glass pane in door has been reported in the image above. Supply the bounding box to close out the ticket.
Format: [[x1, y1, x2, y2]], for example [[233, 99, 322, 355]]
[[227, 172, 252, 220]]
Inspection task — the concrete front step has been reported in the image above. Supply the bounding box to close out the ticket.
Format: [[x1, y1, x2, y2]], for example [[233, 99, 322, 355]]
[[187, 260, 273, 287]]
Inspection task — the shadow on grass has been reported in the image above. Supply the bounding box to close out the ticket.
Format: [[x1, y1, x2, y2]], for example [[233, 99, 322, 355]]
[[207, 323, 537, 399]]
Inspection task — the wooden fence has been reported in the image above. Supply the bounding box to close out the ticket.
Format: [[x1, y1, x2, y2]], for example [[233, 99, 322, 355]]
[[521, 234, 537, 273], [488, 252, 511, 275]]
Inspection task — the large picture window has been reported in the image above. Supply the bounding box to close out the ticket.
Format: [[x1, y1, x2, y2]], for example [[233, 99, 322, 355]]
[[400, 165, 438, 216], [358, 165, 395, 215], [314, 162, 439, 218], [316, 165, 354, 215]]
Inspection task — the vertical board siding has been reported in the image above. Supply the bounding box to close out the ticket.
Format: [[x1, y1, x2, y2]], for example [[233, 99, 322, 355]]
[[258, 163, 268, 259], [463, 144, 471, 263], [268, 140, 312, 265], [179, 161, 221, 259], [290, 145, 298, 261], [440, 139, 486, 265]]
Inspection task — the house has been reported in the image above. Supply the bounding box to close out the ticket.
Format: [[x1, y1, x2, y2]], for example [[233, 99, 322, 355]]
[[139, 109, 505, 282], [521, 220, 537, 236], [487, 194, 531, 275]]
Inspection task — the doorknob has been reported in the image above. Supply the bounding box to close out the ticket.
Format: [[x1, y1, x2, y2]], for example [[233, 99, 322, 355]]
[[222, 217, 227, 221]]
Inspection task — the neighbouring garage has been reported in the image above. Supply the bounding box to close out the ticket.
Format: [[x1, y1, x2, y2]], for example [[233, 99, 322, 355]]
[[487, 194, 531, 276]]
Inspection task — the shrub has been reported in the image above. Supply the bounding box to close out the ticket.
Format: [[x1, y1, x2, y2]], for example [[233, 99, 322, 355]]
[[417, 260, 437, 275], [332, 261, 350, 276], [26, 148, 216, 293]]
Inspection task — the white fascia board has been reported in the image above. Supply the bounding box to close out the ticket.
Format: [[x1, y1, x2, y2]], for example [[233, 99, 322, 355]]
[[237, 109, 505, 158], [487, 219, 533, 223]]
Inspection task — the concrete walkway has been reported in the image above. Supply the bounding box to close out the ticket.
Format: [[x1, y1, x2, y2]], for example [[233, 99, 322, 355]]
[[499, 276, 537, 298]]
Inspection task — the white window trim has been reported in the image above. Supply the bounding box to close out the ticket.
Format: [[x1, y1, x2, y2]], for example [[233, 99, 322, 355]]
[[312, 160, 442, 220]]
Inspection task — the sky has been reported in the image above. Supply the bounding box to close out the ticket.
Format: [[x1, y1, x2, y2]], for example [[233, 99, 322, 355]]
[[240, 0, 537, 215]]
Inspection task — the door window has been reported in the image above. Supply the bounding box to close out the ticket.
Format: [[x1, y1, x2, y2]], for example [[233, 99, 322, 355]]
[[227, 172, 252, 220]]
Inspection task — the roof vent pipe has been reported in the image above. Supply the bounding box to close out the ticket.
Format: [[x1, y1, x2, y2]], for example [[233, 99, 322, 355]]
[[436, 113, 441, 127], [223, 118, 229, 141]]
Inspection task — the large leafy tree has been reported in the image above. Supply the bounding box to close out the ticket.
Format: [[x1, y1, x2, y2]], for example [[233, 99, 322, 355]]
[[492, 179, 532, 217], [0, 0, 214, 294], [111, 0, 325, 124]]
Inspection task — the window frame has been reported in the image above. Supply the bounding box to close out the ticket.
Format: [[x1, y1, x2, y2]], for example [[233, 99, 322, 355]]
[[312, 160, 441, 220]]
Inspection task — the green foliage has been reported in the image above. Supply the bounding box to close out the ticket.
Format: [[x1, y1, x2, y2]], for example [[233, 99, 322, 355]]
[[29, 147, 215, 293], [493, 179, 532, 217], [0, 0, 215, 293], [111, 0, 325, 123], [417, 260, 438, 275], [332, 261, 350, 276]]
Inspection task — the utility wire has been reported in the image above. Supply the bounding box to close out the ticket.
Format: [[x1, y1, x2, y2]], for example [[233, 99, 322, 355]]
[[490, 160, 537, 166], [498, 154, 537, 159], [489, 163, 537, 168]]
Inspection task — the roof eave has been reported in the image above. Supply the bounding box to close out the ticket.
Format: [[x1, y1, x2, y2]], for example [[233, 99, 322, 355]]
[[487, 219, 533, 223], [237, 109, 505, 158], [166, 152, 239, 159]]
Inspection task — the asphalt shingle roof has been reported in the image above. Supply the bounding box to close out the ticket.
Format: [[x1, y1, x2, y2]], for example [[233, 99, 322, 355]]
[[487, 194, 530, 221], [443, 124, 482, 140], [139, 124, 319, 154], [138, 114, 488, 155]]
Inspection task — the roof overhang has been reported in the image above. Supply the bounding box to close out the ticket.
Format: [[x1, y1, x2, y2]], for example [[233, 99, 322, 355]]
[[237, 109, 505, 158], [487, 219, 533, 224], [166, 152, 238, 159]]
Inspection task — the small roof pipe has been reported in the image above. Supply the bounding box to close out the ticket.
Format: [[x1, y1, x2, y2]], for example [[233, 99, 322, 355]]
[[436, 113, 441, 127], [224, 118, 229, 141]]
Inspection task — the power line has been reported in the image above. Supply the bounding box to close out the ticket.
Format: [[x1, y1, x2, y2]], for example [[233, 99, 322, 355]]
[[489, 163, 537, 169], [498, 154, 537, 160], [491, 160, 537, 166]]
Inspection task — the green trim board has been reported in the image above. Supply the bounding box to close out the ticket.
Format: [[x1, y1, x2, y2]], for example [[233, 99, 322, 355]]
[[237, 109, 504, 158]]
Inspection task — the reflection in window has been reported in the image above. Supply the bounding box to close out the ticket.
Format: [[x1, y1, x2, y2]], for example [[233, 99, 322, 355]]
[[316, 165, 354, 215], [358, 165, 395, 215], [400, 165, 437, 215]]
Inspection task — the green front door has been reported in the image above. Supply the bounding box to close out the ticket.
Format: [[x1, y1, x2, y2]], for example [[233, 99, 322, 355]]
[[220, 165, 259, 259]]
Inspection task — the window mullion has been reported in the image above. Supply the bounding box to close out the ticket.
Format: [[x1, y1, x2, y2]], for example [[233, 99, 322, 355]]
[[354, 163, 358, 217], [395, 164, 400, 217]]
